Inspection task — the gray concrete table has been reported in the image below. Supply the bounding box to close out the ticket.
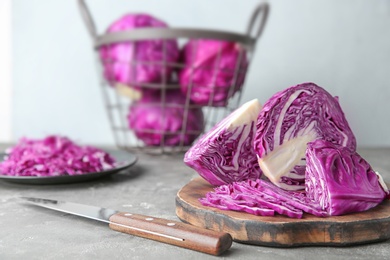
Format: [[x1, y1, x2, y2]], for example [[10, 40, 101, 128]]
[[1, 144, 390, 260]]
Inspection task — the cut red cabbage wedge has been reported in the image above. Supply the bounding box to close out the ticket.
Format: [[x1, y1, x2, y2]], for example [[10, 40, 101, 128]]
[[305, 140, 389, 216], [254, 83, 356, 191], [184, 99, 263, 186]]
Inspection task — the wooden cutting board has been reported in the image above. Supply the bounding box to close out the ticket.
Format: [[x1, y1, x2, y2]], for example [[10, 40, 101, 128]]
[[176, 177, 390, 247]]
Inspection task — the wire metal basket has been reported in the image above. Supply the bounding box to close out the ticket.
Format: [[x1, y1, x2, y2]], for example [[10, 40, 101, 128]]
[[78, 0, 269, 154]]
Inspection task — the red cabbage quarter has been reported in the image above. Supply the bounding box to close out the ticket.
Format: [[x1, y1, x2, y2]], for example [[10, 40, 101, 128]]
[[184, 99, 263, 186], [305, 139, 389, 216], [179, 39, 248, 106], [0, 136, 116, 177], [254, 83, 357, 190], [99, 14, 179, 90], [127, 89, 204, 146]]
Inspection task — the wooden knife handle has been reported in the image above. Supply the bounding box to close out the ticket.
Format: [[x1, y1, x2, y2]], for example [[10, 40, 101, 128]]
[[109, 212, 232, 255]]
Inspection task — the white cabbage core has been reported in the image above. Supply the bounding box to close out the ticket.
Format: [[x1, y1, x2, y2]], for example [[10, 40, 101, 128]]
[[115, 83, 142, 100], [258, 133, 316, 189], [227, 99, 262, 130]]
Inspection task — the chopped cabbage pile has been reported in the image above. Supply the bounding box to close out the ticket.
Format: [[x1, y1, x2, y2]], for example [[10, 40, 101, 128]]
[[0, 136, 116, 177]]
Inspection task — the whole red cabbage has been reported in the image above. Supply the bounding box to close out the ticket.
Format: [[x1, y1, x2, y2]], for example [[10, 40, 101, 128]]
[[99, 14, 179, 89], [179, 39, 248, 107], [184, 99, 262, 186], [127, 89, 204, 146], [0, 136, 116, 177], [254, 83, 356, 190]]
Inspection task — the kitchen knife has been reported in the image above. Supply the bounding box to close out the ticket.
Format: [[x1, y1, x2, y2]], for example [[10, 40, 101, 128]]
[[19, 197, 232, 256]]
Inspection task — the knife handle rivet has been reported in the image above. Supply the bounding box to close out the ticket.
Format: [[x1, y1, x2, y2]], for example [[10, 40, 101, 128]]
[[145, 217, 154, 221], [124, 213, 132, 216], [167, 223, 176, 226]]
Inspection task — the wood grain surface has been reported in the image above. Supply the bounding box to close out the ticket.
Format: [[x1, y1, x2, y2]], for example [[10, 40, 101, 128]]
[[176, 177, 390, 247]]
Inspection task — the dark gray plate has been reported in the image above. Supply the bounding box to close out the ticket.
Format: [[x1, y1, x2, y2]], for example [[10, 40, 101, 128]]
[[0, 150, 137, 185]]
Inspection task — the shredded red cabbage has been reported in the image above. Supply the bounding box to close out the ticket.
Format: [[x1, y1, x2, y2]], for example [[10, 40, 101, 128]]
[[200, 179, 304, 218], [0, 136, 116, 177]]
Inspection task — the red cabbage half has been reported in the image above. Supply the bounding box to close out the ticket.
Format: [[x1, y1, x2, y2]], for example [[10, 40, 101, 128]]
[[99, 14, 179, 90], [0, 136, 116, 177], [254, 83, 357, 190], [127, 89, 204, 146], [179, 40, 248, 107], [305, 140, 389, 216], [184, 99, 262, 186]]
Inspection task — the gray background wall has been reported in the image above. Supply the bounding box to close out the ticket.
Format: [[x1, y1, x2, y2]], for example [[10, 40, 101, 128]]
[[12, 0, 390, 147]]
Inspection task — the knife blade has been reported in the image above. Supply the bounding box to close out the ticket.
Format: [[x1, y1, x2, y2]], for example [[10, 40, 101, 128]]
[[19, 197, 232, 256]]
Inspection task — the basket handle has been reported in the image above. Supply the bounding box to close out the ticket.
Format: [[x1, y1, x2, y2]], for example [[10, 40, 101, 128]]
[[246, 2, 270, 41], [77, 0, 98, 40]]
